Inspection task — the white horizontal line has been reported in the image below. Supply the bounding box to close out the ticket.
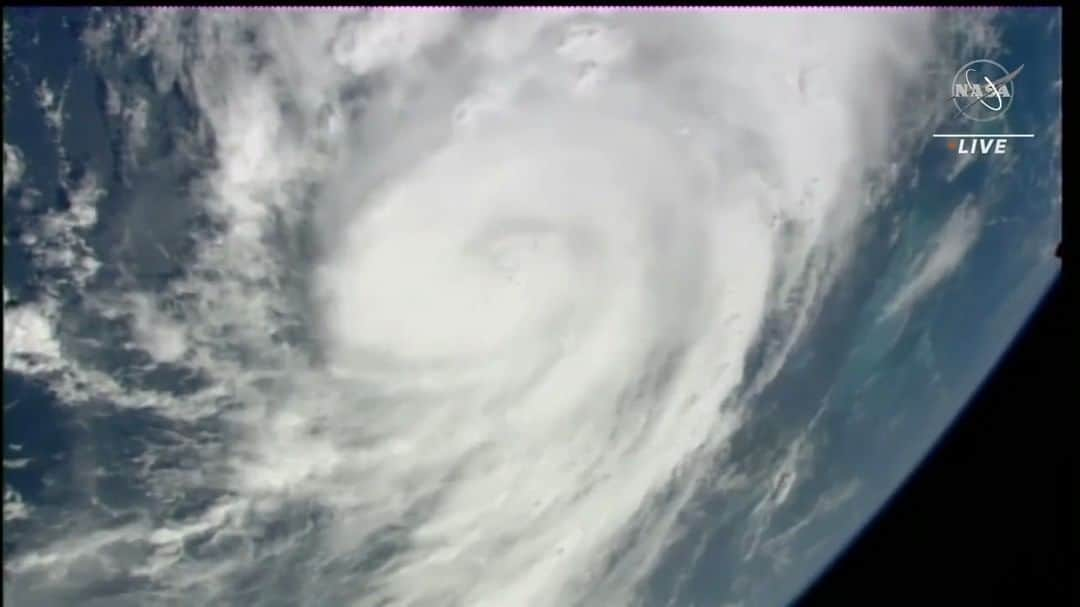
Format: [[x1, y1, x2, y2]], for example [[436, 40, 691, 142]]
[[931, 133, 1036, 138]]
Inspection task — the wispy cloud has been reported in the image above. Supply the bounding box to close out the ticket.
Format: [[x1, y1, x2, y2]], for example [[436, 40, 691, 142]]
[[881, 197, 983, 320]]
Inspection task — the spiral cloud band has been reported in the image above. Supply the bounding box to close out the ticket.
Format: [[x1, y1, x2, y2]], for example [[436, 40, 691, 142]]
[[309, 102, 774, 603], [1, 9, 994, 607]]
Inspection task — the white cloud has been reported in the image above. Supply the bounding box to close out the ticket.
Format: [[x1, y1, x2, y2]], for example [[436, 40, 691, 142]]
[[3, 142, 23, 194], [4, 485, 31, 522], [882, 197, 984, 319], [130, 295, 188, 363], [3, 299, 63, 375]]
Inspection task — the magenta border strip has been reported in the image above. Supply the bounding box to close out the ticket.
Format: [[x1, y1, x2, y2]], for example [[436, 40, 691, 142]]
[[133, 6, 1015, 11]]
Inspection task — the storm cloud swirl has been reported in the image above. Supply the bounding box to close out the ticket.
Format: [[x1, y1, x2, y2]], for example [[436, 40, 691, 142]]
[[2, 9, 998, 607]]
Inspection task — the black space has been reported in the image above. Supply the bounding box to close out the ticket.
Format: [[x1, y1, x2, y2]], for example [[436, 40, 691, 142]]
[[792, 270, 1074, 605]]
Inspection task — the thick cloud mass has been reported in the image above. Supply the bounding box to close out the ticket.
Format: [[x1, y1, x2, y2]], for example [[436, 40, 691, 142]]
[[2, 9, 997, 607], [308, 104, 774, 605]]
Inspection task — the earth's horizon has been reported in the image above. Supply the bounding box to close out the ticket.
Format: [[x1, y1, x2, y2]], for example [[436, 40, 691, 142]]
[[2, 7, 1062, 607]]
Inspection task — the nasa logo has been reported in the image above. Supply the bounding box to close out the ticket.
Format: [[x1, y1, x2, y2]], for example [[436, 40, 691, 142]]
[[951, 59, 1022, 122]]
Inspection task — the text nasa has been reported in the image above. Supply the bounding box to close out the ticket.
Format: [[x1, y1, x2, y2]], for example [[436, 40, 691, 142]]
[[952, 81, 1011, 155]]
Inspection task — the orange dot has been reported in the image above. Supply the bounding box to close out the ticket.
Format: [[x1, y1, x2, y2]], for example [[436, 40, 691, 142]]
[[947, 140, 958, 150]]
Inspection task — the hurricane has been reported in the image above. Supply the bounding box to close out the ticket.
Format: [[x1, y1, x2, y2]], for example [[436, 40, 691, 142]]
[[4, 8, 1043, 607]]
